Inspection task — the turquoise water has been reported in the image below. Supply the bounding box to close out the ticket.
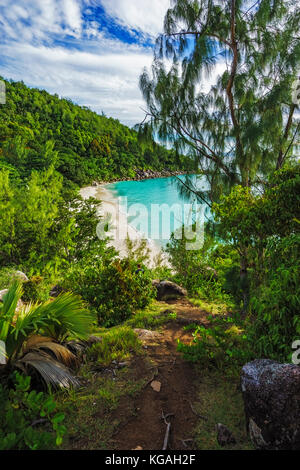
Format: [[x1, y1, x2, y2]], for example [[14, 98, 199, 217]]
[[107, 175, 209, 246]]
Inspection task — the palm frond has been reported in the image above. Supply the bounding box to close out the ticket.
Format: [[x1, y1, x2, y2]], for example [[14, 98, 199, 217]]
[[36, 292, 96, 342], [31, 342, 79, 368], [23, 335, 54, 351], [0, 281, 23, 321], [19, 351, 80, 389]]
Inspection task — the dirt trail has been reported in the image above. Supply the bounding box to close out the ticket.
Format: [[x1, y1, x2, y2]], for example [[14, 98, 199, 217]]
[[111, 299, 210, 450]]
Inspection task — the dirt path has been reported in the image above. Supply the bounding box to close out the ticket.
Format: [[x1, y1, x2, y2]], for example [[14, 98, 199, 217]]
[[110, 299, 209, 450]]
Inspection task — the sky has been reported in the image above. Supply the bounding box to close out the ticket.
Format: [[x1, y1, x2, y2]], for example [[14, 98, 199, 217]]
[[0, 0, 171, 127]]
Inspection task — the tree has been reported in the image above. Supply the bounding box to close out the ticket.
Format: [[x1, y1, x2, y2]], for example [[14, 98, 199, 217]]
[[139, 0, 300, 204], [213, 164, 300, 309]]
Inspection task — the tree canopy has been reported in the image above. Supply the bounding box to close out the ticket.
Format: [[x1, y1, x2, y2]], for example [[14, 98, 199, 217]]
[[0, 78, 188, 188], [139, 0, 300, 204]]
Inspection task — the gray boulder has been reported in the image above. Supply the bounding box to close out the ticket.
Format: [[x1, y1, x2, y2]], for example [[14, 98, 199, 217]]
[[241, 359, 300, 450], [152, 280, 187, 301], [216, 423, 236, 446]]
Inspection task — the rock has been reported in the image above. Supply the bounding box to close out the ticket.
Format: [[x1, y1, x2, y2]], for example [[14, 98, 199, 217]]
[[152, 280, 187, 301], [13, 271, 29, 282], [134, 328, 163, 345], [151, 380, 161, 392], [87, 335, 103, 345], [241, 359, 300, 450], [216, 423, 236, 446]]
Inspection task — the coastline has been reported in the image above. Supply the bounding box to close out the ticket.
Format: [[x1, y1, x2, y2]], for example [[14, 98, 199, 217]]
[[79, 181, 170, 268], [89, 168, 189, 186]]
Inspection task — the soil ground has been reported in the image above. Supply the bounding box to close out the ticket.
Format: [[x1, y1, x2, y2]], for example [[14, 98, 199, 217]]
[[111, 307, 203, 450], [61, 299, 252, 450]]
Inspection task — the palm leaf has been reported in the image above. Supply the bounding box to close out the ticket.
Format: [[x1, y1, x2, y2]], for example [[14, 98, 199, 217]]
[[35, 292, 96, 341], [19, 351, 80, 389], [31, 342, 79, 368], [0, 281, 23, 319], [5, 303, 50, 359], [23, 335, 54, 350]]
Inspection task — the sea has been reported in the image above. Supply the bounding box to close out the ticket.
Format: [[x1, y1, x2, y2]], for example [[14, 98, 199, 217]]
[[106, 175, 210, 247]]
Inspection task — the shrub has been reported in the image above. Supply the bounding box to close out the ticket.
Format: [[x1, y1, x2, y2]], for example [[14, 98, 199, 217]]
[[248, 234, 300, 361], [0, 282, 95, 388], [0, 372, 66, 450], [97, 259, 156, 326], [64, 256, 155, 327], [22, 276, 50, 303]]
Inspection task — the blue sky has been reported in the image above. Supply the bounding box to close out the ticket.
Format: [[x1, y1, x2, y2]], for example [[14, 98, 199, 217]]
[[0, 0, 171, 126]]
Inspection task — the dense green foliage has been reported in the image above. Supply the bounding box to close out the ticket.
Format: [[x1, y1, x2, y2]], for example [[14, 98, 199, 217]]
[[166, 225, 238, 302], [0, 1, 299, 451], [63, 257, 155, 327], [0, 372, 66, 450], [170, 165, 300, 365], [0, 78, 187, 187]]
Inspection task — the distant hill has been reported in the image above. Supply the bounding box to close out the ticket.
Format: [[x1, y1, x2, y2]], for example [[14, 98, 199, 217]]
[[0, 78, 188, 188]]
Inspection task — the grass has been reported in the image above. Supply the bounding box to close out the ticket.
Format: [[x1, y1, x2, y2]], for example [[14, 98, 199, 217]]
[[125, 300, 175, 329], [54, 300, 177, 449], [86, 301, 175, 367], [57, 367, 147, 450], [189, 297, 234, 316], [192, 368, 254, 450], [87, 326, 142, 366]]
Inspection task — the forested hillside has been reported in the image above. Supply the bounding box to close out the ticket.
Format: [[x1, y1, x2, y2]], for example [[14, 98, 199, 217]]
[[0, 78, 186, 188]]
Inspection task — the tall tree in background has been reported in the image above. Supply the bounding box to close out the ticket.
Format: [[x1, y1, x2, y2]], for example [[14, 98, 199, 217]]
[[139, 0, 300, 204]]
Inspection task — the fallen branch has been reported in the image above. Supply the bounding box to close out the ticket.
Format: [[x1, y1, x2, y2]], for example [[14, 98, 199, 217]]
[[161, 410, 174, 450], [179, 438, 195, 448], [187, 400, 208, 421]]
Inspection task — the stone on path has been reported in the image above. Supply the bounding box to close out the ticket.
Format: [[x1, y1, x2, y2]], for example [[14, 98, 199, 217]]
[[151, 380, 161, 392]]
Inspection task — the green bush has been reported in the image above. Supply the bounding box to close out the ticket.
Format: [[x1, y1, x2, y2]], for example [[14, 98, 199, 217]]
[[64, 256, 155, 327], [0, 372, 66, 450], [21, 276, 50, 303], [96, 259, 156, 326], [248, 234, 300, 361]]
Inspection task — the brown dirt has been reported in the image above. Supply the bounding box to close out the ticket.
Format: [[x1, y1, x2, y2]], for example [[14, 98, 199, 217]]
[[109, 299, 209, 451]]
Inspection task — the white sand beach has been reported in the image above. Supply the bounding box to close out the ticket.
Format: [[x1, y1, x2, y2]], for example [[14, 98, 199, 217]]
[[79, 183, 169, 268]]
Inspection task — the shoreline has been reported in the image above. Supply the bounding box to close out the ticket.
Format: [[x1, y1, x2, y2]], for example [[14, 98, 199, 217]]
[[79, 180, 171, 268], [89, 169, 189, 187]]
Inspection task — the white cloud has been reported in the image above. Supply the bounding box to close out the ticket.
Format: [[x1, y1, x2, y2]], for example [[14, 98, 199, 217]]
[[0, 41, 153, 126], [99, 0, 171, 37], [0, 0, 84, 41], [0, 0, 226, 128], [0, 0, 163, 126], [63, 0, 83, 33]]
